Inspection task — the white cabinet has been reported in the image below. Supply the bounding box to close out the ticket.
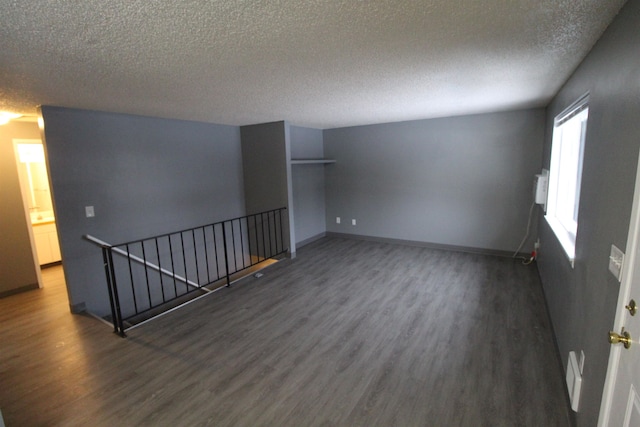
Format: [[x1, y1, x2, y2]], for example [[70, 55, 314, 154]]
[[33, 222, 61, 265]]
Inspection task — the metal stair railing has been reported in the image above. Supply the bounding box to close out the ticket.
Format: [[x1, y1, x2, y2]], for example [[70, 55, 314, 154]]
[[86, 207, 288, 337]]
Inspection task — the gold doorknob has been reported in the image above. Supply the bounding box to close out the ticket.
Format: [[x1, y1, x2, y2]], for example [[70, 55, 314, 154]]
[[609, 327, 632, 349], [626, 299, 637, 316]]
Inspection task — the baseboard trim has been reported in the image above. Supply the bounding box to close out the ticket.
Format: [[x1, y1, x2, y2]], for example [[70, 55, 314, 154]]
[[0, 282, 39, 298], [325, 232, 526, 259], [296, 232, 327, 249], [70, 301, 87, 314]]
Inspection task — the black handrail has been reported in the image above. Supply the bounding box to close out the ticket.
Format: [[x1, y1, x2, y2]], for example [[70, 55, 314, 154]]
[[87, 207, 288, 337]]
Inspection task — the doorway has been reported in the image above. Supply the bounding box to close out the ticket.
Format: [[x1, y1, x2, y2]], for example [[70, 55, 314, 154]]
[[598, 148, 640, 425], [13, 139, 62, 279]]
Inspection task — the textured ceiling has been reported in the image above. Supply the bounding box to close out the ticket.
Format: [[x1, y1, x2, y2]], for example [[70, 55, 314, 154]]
[[0, 0, 627, 129]]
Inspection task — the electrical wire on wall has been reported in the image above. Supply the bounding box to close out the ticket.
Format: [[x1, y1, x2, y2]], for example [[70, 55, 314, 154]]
[[513, 201, 537, 265]]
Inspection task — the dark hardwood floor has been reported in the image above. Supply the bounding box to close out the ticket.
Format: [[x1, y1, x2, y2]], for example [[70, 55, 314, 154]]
[[0, 237, 572, 426]]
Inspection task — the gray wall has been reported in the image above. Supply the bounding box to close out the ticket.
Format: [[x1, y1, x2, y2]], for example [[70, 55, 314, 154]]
[[241, 121, 295, 254], [40, 106, 245, 316], [241, 121, 290, 214], [0, 121, 41, 296], [290, 126, 327, 246], [537, 2, 640, 425], [323, 109, 545, 254]]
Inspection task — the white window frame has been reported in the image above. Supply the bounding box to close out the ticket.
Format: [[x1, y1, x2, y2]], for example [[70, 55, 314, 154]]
[[545, 94, 589, 268]]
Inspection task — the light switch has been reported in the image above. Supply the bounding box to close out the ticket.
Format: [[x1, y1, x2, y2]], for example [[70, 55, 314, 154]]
[[85, 206, 95, 218], [609, 244, 624, 281]]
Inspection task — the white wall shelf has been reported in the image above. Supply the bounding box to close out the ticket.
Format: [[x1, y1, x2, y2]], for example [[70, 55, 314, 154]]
[[291, 159, 336, 165]]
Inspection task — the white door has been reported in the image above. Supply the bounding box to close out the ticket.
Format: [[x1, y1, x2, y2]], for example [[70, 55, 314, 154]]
[[599, 150, 640, 426]]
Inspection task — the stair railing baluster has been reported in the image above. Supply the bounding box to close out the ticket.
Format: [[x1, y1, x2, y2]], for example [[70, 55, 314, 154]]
[[222, 220, 231, 287], [86, 207, 287, 337]]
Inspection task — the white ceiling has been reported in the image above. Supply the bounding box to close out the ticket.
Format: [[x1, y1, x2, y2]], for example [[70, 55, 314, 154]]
[[0, 0, 627, 129]]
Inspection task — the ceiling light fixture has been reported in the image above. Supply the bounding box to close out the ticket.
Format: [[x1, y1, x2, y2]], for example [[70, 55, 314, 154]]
[[0, 111, 22, 125]]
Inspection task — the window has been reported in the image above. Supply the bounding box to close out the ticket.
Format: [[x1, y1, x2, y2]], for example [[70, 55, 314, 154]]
[[545, 94, 589, 267]]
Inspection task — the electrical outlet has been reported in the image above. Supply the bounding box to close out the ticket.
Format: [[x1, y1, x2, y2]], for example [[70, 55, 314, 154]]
[[534, 239, 540, 250], [336, 217, 341, 224], [352, 219, 356, 226], [85, 206, 95, 218]]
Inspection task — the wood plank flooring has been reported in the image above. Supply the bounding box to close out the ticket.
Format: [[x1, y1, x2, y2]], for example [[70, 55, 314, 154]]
[[0, 237, 572, 426]]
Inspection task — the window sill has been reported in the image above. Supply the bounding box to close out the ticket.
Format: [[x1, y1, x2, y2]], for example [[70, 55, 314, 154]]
[[545, 215, 576, 268]]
